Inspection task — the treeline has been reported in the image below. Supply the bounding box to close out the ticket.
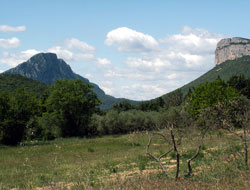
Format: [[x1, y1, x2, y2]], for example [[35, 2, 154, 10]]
[[0, 79, 100, 145], [91, 74, 250, 137], [1, 75, 250, 146]]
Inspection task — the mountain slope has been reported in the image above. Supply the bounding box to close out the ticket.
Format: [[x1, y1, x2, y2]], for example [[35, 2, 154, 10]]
[[3, 53, 135, 109], [180, 55, 250, 94], [0, 74, 48, 95]]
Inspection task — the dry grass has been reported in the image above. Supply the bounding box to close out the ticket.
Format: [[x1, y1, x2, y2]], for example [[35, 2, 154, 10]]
[[1, 129, 249, 189]]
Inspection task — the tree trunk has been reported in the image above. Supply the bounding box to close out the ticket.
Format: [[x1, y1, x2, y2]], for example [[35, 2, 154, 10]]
[[170, 129, 180, 180], [186, 128, 208, 177], [243, 128, 248, 166]]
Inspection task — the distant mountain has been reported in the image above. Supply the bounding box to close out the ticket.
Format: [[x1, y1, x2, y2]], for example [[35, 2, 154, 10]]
[[3, 53, 136, 109]]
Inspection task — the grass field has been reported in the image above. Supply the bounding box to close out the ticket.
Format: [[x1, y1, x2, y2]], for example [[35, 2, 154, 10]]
[[0, 129, 249, 190]]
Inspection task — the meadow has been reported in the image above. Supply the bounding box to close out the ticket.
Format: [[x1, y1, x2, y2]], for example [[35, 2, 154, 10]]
[[0, 128, 249, 190]]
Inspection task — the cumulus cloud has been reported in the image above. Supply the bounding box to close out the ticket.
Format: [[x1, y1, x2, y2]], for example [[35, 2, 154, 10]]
[[99, 81, 114, 95], [84, 73, 93, 79], [0, 25, 26, 32], [121, 84, 167, 100], [48, 38, 96, 62], [123, 26, 225, 73], [0, 37, 20, 49], [96, 58, 111, 66], [99, 26, 226, 100], [105, 27, 159, 53], [0, 27, 226, 100], [160, 26, 225, 54], [0, 49, 40, 67]]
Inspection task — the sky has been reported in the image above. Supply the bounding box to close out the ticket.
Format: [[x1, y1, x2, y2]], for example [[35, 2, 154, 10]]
[[1, 0, 250, 100]]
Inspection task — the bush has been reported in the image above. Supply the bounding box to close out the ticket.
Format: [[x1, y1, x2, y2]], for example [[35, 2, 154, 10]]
[[90, 110, 160, 135]]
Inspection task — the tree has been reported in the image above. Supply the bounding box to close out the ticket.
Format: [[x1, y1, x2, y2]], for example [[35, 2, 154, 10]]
[[112, 101, 135, 113], [147, 107, 190, 180], [165, 89, 183, 109], [228, 75, 250, 99], [212, 96, 250, 166], [0, 89, 39, 145], [45, 79, 100, 137], [187, 79, 239, 118]]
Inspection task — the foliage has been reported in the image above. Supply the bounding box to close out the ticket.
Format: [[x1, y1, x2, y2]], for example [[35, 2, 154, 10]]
[[90, 109, 160, 135], [45, 79, 100, 137], [228, 75, 250, 98], [0, 74, 48, 96], [180, 55, 250, 95], [0, 89, 39, 145], [137, 97, 165, 111], [112, 100, 136, 112], [187, 79, 239, 118]]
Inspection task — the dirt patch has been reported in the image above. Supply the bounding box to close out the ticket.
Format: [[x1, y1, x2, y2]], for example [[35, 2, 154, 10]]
[[35, 182, 74, 190]]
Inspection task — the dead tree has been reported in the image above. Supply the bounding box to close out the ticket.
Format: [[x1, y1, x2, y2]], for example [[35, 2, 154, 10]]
[[146, 108, 186, 180], [185, 126, 209, 177], [146, 132, 173, 176], [169, 126, 180, 180]]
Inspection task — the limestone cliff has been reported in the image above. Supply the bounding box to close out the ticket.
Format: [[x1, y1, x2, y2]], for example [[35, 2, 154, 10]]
[[215, 37, 250, 65]]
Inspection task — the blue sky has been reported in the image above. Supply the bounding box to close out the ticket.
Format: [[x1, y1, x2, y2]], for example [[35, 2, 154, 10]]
[[1, 0, 250, 100]]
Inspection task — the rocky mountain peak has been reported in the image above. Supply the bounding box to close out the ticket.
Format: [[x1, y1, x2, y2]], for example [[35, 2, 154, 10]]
[[4, 52, 80, 84], [215, 37, 250, 65]]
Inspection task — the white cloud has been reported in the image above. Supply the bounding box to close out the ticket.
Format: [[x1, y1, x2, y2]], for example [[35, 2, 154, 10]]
[[105, 27, 159, 53], [48, 38, 96, 62], [99, 26, 226, 100], [160, 26, 225, 54], [96, 58, 111, 66], [0, 25, 26, 32], [0, 37, 112, 71], [167, 73, 177, 80], [123, 26, 225, 73], [99, 81, 114, 95], [0, 27, 226, 101], [0, 69, 3, 73], [120, 84, 167, 100], [0, 37, 20, 49], [64, 38, 95, 52], [0, 49, 40, 67], [85, 73, 93, 79]]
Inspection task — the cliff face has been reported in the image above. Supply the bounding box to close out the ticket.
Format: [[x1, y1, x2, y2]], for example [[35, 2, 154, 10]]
[[215, 37, 250, 65]]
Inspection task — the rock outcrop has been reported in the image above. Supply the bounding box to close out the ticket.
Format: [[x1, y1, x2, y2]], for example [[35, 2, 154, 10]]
[[215, 37, 250, 65]]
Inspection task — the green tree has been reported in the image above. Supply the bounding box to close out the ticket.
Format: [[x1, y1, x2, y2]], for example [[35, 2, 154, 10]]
[[165, 89, 183, 109], [112, 101, 135, 113], [45, 79, 100, 137], [210, 96, 250, 166], [187, 79, 239, 118], [0, 89, 39, 145], [228, 75, 250, 99]]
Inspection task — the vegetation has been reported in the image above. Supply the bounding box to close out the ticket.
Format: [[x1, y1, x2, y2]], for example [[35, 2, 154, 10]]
[[180, 55, 250, 95], [0, 74, 48, 96], [0, 79, 100, 145], [0, 71, 250, 189], [0, 130, 249, 189]]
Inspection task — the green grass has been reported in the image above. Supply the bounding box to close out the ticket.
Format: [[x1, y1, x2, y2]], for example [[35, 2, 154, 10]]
[[0, 130, 249, 189]]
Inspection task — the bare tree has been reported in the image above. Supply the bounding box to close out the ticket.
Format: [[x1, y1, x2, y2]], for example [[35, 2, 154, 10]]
[[185, 125, 209, 177], [146, 108, 188, 180], [146, 132, 173, 176]]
